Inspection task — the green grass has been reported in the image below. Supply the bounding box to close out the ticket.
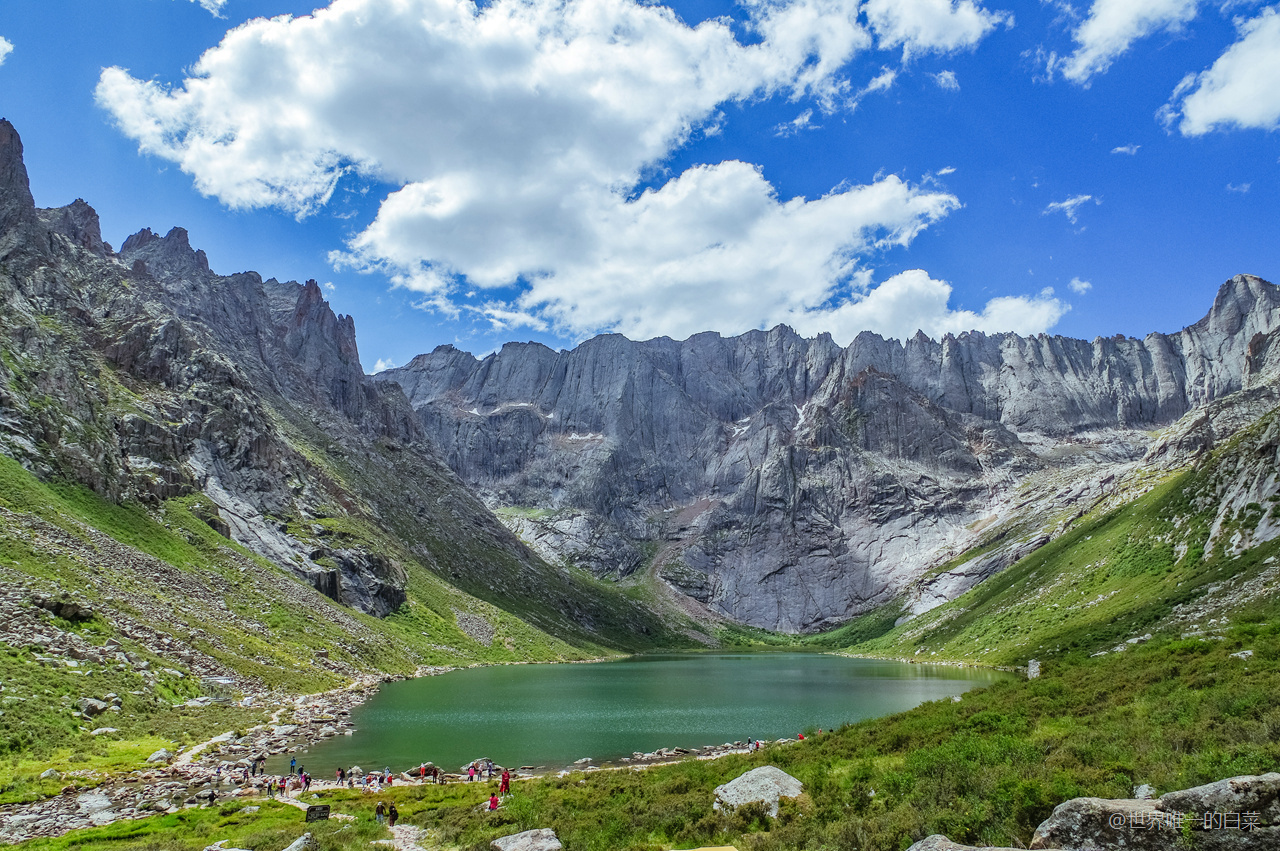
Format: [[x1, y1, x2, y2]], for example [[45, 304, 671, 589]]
[[12, 800, 394, 851], [22, 621, 1278, 851]]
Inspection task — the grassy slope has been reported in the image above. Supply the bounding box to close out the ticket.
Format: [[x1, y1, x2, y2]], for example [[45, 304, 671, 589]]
[[0, 452, 597, 798], [846, 435, 1278, 667]]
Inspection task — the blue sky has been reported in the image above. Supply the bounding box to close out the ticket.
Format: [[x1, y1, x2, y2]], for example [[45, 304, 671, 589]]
[[0, 0, 1277, 372]]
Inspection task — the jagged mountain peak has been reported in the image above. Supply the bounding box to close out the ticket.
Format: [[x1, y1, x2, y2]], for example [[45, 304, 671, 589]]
[[37, 198, 109, 258], [120, 225, 211, 278]]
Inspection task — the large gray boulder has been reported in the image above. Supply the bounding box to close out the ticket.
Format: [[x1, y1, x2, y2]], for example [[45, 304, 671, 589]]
[[1029, 797, 1165, 850], [713, 765, 803, 818], [1160, 772, 1280, 824], [1030, 774, 1280, 850], [490, 828, 562, 851]]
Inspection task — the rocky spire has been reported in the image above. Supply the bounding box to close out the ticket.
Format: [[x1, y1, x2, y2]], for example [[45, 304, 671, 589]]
[[0, 119, 38, 241]]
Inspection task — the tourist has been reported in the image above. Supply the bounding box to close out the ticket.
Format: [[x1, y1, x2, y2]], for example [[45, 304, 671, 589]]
[[375, 801, 386, 824], [266, 778, 275, 799], [489, 793, 500, 811], [389, 802, 399, 827], [500, 768, 510, 796], [468, 764, 476, 782]]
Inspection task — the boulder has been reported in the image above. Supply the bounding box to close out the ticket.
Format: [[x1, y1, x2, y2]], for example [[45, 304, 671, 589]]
[[907, 837, 1023, 851], [1159, 772, 1280, 825], [713, 766, 803, 818], [491, 828, 562, 851], [146, 748, 173, 763], [1029, 776, 1280, 851], [39, 768, 61, 780], [78, 698, 109, 716], [90, 727, 120, 736], [1030, 798, 1165, 850], [279, 834, 318, 851]]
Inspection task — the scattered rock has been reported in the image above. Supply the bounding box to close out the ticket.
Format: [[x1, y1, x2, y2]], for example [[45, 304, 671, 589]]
[[1027, 659, 1040, 679], [1231, 649, 1254, 660], [90, 727, 120, 736], [146, 748, 173, 764], [38, 769, 61, 780], [906, 837, 1023, 851], [1133, 784, 1155, 800], [78, 698, 109, 716], [491, 828, 563, 851], [279, 833, 319, 851], [713, 766, 803, 818]]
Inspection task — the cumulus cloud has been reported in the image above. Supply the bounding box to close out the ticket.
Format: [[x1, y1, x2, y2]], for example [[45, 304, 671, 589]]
[[0, 37, 13, 66], [1110, 143, 1140, 154], [863, 0, 1013, 59], [1043, 194, 1098, 224], [1068, 276, 1092, 294], [370, 357, 397, 373], [1162, 6, 1280, 134], [1058, 0, 1202, 84], [1226, 182, 1251, 193], [787, 270, 1068, 342], [932, 69, 961, 89], [98, 0, 1030, 342]]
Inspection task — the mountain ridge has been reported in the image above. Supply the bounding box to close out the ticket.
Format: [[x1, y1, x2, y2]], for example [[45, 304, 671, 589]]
[[378, 273, 1280, 632]]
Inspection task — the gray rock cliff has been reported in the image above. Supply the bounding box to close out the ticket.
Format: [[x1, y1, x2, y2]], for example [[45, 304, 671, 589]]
[[380, 276, 1280, 631]]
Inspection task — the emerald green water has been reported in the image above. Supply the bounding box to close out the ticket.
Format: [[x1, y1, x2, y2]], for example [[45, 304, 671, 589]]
[[271, 653, 1008, 776]]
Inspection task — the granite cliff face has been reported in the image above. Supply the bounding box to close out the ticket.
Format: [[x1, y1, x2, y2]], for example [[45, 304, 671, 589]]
[[379, 275, 1280, 632], [0, 120, 671, 645]]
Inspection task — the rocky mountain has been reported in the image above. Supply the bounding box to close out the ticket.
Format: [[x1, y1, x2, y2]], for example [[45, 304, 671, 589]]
[[0, 119, 675, 654], [378, 274, 1280, 632]]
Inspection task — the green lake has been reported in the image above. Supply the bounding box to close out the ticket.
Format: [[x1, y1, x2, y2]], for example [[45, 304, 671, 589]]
[[271, 653, 1009, 776]]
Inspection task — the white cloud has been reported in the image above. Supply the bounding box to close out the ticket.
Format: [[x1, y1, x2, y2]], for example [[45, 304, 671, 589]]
[[775, 108, 816, 136], [478, 165, 962, 341], [1068, 276, 1092, 293], [1163, 7, 1280, 134], [1059, 0, 1202, 84], [787, 270, 1067, 342], [0, 37, 13, 66], [322, 281, 336, 291], [98, 0, 1034, 343], [371, 357, 397, 373], [1226, 181, 1251, 192], [1043, 193, 1098, 224], [1110, 143, 1140, 154], [932, 69, 961, 89], [936, 166, 957, 175], [186, 0, 228, 15], [863, 0, 1013, 59]]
